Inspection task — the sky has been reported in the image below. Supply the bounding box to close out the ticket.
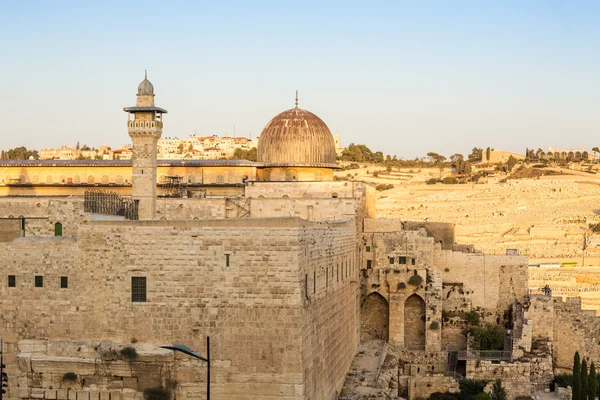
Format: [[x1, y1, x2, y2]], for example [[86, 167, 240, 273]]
[[0, 0, 598, 158]]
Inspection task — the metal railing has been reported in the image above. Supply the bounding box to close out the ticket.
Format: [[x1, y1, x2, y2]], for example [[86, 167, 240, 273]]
[[457, 350, 512, 361], [84, 189, 138, 220]]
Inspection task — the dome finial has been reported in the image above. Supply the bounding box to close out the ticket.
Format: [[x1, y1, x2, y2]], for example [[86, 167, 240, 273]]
[[145, 69, 147, 79], [295, 90, 299, 108]]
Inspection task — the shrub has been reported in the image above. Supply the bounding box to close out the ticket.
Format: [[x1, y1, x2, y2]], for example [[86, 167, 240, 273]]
[[430, 321, 440, 330], [373, 171, 379, 177], [442, 177, 459, 184], [490, 379, 507, 400], [459, 379, 487, 397], [376, 184, 390, 191], [464, 311, 481, 326], [143, 388, 170, 400], [408, 274, 423, 286], [471, 324, 504, 350], [475, 394, 491, 400], [63, 372, 77, 382], [120, 346, 138, 361], [427, 178, 437, 185], [429, 393, 459, 400], [397, 282, 406, 290]]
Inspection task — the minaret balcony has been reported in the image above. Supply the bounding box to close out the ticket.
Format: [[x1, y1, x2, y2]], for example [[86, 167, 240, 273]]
[[128, 120, 163, 129]]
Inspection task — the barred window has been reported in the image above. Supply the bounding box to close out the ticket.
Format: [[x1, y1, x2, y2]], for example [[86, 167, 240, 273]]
[[132, 277, 147, 302], [61, 276, 68, 288], [399, 256, 407, 265], [389, 257, 394, 264], [35, 275, 43, 287], [366, 246, 371, 253], [8, 275, 15, 287]]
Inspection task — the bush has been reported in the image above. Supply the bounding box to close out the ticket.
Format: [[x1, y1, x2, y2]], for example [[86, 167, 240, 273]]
[[376, 184, 390, 191], [397, 282, 406, 290], [143, 388, 170, 400], [442, 177, 459, 184], [474, 394, 490, 400], [373, 171, 379, 177], [430, 321, 440, 330], [490, 379, 507, 400], [120, 346, 138, 361], [459, 379, 487, 397], [427, 178, 437, 185], [464, 311, 481, 326], [63, 372, 77, 382], [429, 393, 459, 400], [553, 373, 573, 389], [408, 274, 423, 286], [471, 324, 504, 350]]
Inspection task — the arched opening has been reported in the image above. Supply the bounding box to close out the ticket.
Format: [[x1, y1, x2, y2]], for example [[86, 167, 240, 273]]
[[404, 294, 426, 350], [314, 170, 323, 181], [54, 222, 63, 237], [45, 175, 53, 184], [583, 151, 589, 159], [87, 175, 95, 184], [216, 175, 224, 184], [101, 175, 109, 184], [262, 170, 270, 181], [188, 175, 196, 184], [361, 292, 389, 342], [115, 175, 124, 184], [285, 169, 297, 181]]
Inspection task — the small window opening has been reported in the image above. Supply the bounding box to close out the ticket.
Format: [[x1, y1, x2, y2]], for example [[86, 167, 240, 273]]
[[366, 246, 371, 253], [305, 274, 308, 299], [35, 275, 43, 288], [389, 257, 394, 264], [54, 222, 63, 236], [399, 256, 407, 265], [313, 271, 316, 294], [367, 260, 372, 269], [132, 277, 147, 302], [225, 253, 230, 267], [61, 276, 68, 288], [8, 275, 16, 287], [411, 258, 416, 265], [326, 267, 328, 289]]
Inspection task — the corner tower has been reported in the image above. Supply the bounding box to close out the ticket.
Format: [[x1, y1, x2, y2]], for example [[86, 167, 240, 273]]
[[123, 72, 167, 220]]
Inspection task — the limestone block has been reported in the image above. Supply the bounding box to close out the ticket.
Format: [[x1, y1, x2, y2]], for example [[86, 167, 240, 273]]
[[76, 392, 90, 400], [19, 340, 48, 354], [57, 390, 68, 400], [68, 390, 77, 400], [31, 388, 45, 399], [89, 392, 99, 400], [121, 391, 136, 400], [17, 355, 31, 372], [45, 390, 58, 399], [31, 356, 96, 375], [108, 380, 124, 390], [18, 388, 30, 399], [102, 361, 133, 377], [100, 392, 110, 400], [123, 378, 138, 391], [109, 392, 122, 400]]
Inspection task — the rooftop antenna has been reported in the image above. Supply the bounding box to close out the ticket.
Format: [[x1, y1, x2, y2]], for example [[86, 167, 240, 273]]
[[295, 90, 299, 108]]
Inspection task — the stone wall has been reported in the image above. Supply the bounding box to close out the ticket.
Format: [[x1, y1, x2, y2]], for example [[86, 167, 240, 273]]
[[435, 249, 528, 317], [408, 375, 459, 399], [466, 360, 532, 399], [0, 217, 358, 400]]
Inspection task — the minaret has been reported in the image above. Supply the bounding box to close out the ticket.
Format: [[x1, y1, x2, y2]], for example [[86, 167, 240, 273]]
[[123, 72, 167, 220]]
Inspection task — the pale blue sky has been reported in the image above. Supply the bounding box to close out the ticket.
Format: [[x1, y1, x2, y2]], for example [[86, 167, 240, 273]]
[[0, 1, 598, 158]]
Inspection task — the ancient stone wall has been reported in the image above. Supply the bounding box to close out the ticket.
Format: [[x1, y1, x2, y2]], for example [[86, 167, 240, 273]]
[[466, 360, 531, 399], [409, 375, 459, 399], [0, 217, 358, 400], [435, 249, 528, 317]]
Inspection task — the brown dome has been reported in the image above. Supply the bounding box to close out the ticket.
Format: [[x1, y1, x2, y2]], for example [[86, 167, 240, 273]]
[[257, 107, 337, 166]]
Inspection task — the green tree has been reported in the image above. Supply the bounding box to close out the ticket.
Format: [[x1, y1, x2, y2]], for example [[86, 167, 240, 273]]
[[485, 147, 491, 161], [506, 155, 517, 172], [426, 152, 446, 164], [589, 362, 598, 400], [490, 379, 507, 400], [471, 324, 504, 350], [5, 146, 39, 160], [76, 141, 80, 150], [468, 147, 483, 162], [574, 352, 581, 400], [582, 359, 589, 400], [81, 144, 91, 151]]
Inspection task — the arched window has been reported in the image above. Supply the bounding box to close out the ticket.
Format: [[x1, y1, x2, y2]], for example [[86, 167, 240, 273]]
[[87, 175, 95, 184], [32, 175, 39, 184], [188, 175, 196, 184], [101, 175, 109, 184], [54, 222, 63, 237], [216, 175, 224, 184], [60, 175, 66, 184], [159, 175, 166, 184], [262, 170, 270, 181], [314, 170, 323, 181], [73, 175, 81, 184], [19, 175, 26, 183], [115, 175, 124, 184], [331, 192, 338, 198], [285, 169, 297, 181], [45, 175, 53, 184]]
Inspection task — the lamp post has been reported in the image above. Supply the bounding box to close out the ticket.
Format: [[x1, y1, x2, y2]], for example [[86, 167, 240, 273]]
[[161, 336, 210, 400]]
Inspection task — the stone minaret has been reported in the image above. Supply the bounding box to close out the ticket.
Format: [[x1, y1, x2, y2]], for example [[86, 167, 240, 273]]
[[123, 72, 167, 220]]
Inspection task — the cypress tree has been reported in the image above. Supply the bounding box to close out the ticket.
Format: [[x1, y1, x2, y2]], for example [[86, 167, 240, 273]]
[[575, 352, 582, 400], [590, 362, 598, 400], [583, 359, 589, 400]]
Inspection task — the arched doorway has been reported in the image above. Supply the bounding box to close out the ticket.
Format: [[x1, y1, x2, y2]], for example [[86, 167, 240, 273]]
[[404, 294, 426, 350], [361, 292, 389, 341]]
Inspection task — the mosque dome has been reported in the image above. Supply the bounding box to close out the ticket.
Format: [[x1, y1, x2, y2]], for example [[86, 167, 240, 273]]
[[137, 72, 154, 96], [257, 96, 337, 166]]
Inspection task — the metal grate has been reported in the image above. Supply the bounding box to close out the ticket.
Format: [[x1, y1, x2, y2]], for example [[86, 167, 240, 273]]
[[34, 275, 43, 288], [8, 275, 15, 287], [84, 189, 139, 220], [60, 276, 68, 289], [132, 277, 147, 302]]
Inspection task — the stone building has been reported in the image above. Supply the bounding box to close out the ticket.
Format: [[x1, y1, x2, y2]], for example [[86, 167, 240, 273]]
[[0, 75, 598, 400]]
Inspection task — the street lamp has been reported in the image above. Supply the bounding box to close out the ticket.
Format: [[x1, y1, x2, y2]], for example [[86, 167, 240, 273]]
[[161, 336, 210, 400]]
